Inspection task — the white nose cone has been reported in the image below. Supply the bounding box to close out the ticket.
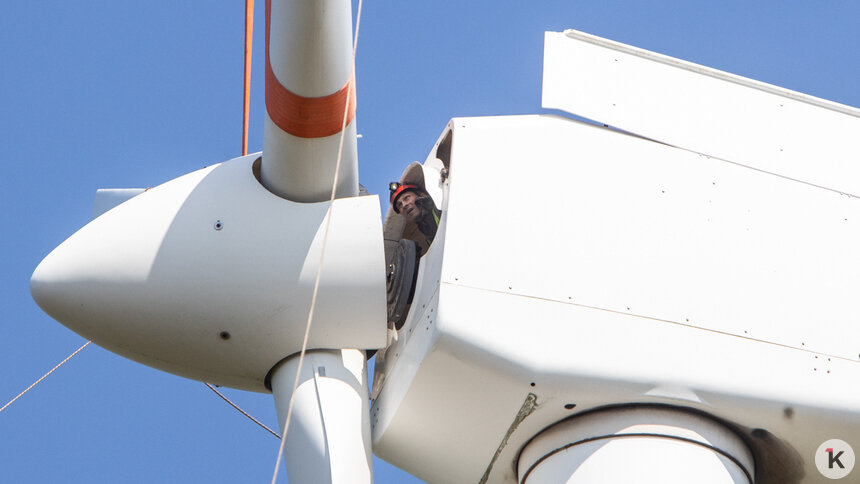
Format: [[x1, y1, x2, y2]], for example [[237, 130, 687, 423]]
[[31, 155, 387, 392]]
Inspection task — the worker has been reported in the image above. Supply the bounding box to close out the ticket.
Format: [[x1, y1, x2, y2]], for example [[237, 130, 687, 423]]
[[389, 182, 441, 246]]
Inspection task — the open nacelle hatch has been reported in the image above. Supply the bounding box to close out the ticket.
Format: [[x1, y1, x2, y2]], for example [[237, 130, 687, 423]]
[[382, 129, 451, 262]]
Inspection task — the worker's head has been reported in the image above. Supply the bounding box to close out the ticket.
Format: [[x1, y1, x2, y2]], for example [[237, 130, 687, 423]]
[[389, 182, 425, 222]]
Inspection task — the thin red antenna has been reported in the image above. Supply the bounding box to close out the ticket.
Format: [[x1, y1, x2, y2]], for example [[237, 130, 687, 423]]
[[242, 0, 254, 156]]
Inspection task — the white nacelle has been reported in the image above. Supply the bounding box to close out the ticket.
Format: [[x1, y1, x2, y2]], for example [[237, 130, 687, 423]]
[[31, 154, 387, 392], [371, 32, 860, 484]]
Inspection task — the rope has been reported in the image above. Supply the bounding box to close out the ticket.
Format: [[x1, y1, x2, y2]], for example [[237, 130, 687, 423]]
[[270, 0, 364, 481], [204, 382, 281, 439], [242, 0, 255, 156], [0, 340, 91, 415]]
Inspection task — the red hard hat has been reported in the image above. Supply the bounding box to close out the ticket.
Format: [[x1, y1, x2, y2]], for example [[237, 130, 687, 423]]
[[389, 183, 420, 213]]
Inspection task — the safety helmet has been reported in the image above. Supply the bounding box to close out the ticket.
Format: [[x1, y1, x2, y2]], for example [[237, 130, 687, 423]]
[[389, 182, 420, 214]]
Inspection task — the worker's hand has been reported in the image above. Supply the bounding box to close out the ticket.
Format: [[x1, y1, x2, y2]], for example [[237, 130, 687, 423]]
[[415, 195, 435, 212]]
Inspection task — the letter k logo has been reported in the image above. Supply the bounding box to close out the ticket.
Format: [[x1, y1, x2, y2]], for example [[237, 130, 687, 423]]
[[816, 439, 855, 478], [828, 448, 846, 469]]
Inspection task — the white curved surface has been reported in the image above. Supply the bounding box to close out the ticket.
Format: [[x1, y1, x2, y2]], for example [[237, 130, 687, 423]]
[[262, 111, 358, 202], [272, 349, 372, 484], [263, 0, 358, 202], [518, 407, 753, 483], [31, 154, 386, 392], [268, 0, 353, 97]]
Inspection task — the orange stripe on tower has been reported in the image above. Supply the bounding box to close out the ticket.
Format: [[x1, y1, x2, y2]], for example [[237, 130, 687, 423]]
[[265, 0, 356, 139], [242, 0, 254, 155]]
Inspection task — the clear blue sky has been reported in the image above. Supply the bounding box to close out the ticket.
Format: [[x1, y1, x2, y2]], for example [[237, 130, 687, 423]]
[[1, 1, 858, 482]]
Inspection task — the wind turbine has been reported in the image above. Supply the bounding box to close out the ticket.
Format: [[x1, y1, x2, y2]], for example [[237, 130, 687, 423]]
[[24, 1, 860, 483]]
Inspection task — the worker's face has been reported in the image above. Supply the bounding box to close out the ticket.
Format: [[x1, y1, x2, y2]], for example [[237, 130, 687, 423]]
[[396, 191, 421, 221]]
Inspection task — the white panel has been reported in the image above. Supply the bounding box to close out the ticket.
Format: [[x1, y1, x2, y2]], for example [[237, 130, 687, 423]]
[[92, 188, 145, 219], [373, 115, 860, 483], [377, 281, 860, 483], [443, 115, 860, 360], [542, 30, 860, 197]]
